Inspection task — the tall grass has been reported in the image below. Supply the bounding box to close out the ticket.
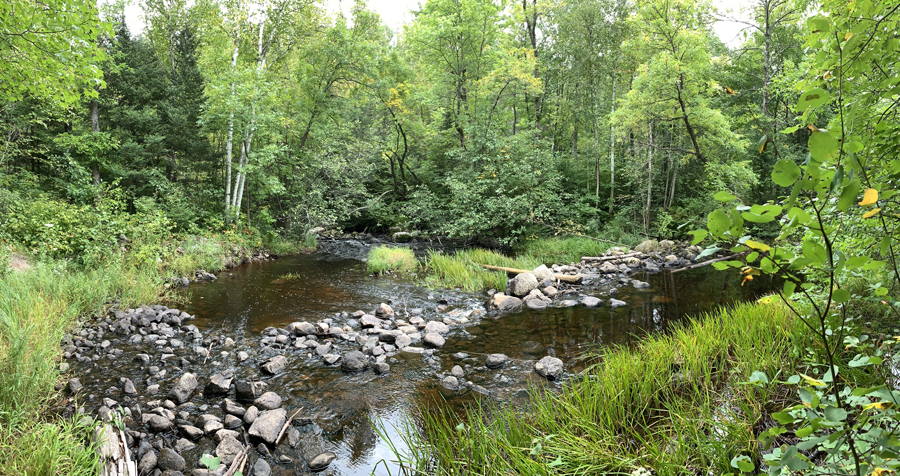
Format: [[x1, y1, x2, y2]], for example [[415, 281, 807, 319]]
[[0, 258, 164, 475], [423, 248, 542, 292], [386, 301, 816, 475], [368, 246, 417, 275], [513, 236, 629, 264]]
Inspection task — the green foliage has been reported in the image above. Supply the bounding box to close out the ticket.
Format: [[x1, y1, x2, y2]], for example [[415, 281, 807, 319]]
[[424, 248, 541, 292], [386, 301, 810, 475], [367, 246, 417, 275]]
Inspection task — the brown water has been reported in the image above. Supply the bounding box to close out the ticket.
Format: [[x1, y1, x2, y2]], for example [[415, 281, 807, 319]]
[[70, 245, 773, 475]]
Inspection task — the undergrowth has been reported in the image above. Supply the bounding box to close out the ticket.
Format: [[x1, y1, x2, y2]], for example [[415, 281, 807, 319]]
[[423, 248, 542, 292], [368, 246, 417, 275], [382, 301, 820, 475]]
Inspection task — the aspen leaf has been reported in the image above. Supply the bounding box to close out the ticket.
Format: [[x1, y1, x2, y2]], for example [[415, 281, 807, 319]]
[[800, 373, 826, 387], [863, 208, 882, 219], [859, 188, 878, 206], [798, 88, 830, 111], [863, 401, 894, 411], [745, 240, 770, 252]]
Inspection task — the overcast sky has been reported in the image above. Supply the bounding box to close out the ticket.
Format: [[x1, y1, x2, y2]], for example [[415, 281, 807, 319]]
[[122, 0, 755, 47]]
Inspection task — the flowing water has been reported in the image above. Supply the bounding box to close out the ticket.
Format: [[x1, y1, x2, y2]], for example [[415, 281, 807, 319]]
[[69, 243, 773, 475]]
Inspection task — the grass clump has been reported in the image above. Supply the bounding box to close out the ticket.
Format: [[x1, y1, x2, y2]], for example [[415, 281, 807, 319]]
[[367, 246, 417, 275], [514, 236, 629, 264], [423, 248, 541, 292], [387, 301, 816, 475]]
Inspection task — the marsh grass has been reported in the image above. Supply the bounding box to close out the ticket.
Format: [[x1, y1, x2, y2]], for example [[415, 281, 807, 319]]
[[423, 248, 542, 292], [514, 236, 627, 265], [385, 302, 815, 475], [368, 246, 417, 275]]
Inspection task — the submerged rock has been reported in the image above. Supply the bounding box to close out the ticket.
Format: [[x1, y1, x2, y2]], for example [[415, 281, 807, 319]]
[[261, 355, 287, 375], [308, 452, 337, 471], [485, 353, 508, 369]]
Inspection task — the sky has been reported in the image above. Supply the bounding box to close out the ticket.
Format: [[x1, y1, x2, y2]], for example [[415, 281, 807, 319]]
[[122, 0, 755, 47]]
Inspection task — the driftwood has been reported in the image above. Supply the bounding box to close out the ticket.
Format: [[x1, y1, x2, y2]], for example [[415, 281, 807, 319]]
[[581, 252, 644, 262], [671, 253, 744, 273], [224, 445, 252, 476], [275, 408, 303, 445], [477, 264, 583, 284], [96, 423, 137, 476]]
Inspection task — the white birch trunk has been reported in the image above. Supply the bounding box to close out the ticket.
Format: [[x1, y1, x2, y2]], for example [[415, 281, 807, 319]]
[[225, 44, 239, 217]]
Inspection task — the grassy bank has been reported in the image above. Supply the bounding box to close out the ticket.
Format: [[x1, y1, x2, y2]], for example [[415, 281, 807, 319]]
[[368, 246, 417, 275], [385, 302, 818, 475], [0, 233, 313, 475]]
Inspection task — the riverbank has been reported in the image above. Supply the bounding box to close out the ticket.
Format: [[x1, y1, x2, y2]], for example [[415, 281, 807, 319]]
[[0, 233, 313, 475], [387, 301, 816, 475]]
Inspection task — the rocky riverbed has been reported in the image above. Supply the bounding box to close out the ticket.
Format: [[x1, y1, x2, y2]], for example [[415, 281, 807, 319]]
[[59, 239, 765, 475]]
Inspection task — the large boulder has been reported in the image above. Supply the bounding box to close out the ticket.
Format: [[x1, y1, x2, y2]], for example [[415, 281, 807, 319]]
[[424, 320, 449, 335], [486, 293, 523, 312], [248, 408, 287, 444], [168, 373, 198, 404], [423, 333, 445, 348], [359, 314, 384, 328], [157, 448, 186, 472], [510, 273, 539, 297], [214, 434, 244, 465], [341, 351, 369, 372], [534, 356, 564, 380], [485, 353, 508, 369], [286, 321, 316, 336], [261, 355, 288, 375], [581, 296, 602, 308], [532, 265, 554, 283], [147, 415, 174, 433], [376, 303, 395, 318], [634, 240, 659, 253], [204, 373, 232, 396], [253, 392, 282, 410]]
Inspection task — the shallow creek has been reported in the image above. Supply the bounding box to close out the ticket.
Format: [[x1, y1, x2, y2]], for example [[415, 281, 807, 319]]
[[69, 243, 772, 475]]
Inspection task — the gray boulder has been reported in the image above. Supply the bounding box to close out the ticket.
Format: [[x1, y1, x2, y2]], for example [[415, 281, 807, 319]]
[[581, 296, 602, 308], [376, 303, 395, 318], [168, 373, 198, 404], [252, 458, 272, 476], [253, 392, 282, 410], [261, 355, 287, 375], [526, 299, 548, 311], [286, 321, 316, 336], [440, 376, 459, 390], [138, 450, 157, 474], [486, 293, 523, 312], [205, 373, 232, 396], [609, 298, 627, 308], [248, 408, 287, 444], [341, 351, 369, 372], [424, 320, 450, 335], [214, 435, 244, 465], [308, 452, 337, 471], [534, 356, 564, 380], [532, 265, 554, 282], [423, 332, 445, 348], [485, 353, 508, 369], [147, 415, 174, 433], [510, 273, 539, 297], [158, 448, 186, 472]]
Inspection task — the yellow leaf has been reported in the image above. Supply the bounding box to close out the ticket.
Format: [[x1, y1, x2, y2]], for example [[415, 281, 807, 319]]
[[860, 188, 879, 206], [845, 32, 854, 41], [800, 373, 826, 387], [745, 240, 771, 252], [741, 275, 753, 286], [823, 71, 832, 79], [808, 125, 820, 132], [758, 139, 767, 154], [872, 468, 894, 476], [863, 401, 894, 411], [725, 86, 735, 94], [863, 208, 882, 219]]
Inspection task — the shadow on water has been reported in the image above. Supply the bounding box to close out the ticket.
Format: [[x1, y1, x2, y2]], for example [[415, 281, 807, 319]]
[[71, 249, 773, 476]]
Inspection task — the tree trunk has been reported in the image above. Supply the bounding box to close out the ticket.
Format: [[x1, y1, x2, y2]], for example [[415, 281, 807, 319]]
[[225, 44, 238, 218], [645, 122, 653, 233], [609, 69, 616, 214], [90, 99, 100, 185]]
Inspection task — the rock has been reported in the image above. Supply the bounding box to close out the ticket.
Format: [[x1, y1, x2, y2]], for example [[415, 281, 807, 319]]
[[68, 378, 83, 394], [534, 356, 565, 380], [235, 380, 267, 402], [634, 240, 659, 253], [138, 450, 157, 474], [394, 333, 412, 348], [323, 353, 341, 365], [286, 321, 316, 336], [243, 406, 259, 426], [376, 303, 395, 318], [440, 376, 459, 390], [581, 296, 602, 308], [237, 351, 249, 362], [253, 392, 282, 410], [308, 452, 337, 471], [598, 262, 618, 274], [178, 425, 204, 440], [192, 464, 227, 476], [510, 273, 539, 297], [526, 299, 548, 311], [214, 429, 240, 442], [168, 373, 198, 404], [158, 448, 186, 472], [542, 286, 558, 298], [632, 280, 650, 289], [341, 351, 369, 372], [248, 408, 286, 444], [252, 458, 272, 476], [205, 374, 232, 396], [203, 420, 224, 435], [644, 262, 660, 273], [486, 293, 523, 312], [609, 298, 627, 308], [261, 355, 287, 375], [123, 378, 138, 395], [359, 314, 383, 328], [485, 353, 508, 369], [451, 365, 465, 378], [222, 399, 246, 417], [147, 414, 174, 433], [423, 332, 445, 348], [373, 362, 390, 374], [224, 414, 243, 429], [424, 320, 450, 335], [174, 438, 196, 453], [532, 265, 554, 282], [378, 329, 402, 343], [215, 435, 244, 466]]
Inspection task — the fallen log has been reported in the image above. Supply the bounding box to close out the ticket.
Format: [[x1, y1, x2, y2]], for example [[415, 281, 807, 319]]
[[670, 253, 744, 273], [477, 264, 583, 284], [581, 252, 644, 262]]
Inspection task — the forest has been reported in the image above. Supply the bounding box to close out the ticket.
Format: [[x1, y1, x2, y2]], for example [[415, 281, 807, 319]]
[[3, 0, 900, 474]]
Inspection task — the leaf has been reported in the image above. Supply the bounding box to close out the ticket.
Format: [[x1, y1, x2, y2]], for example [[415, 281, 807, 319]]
[[837, 180, 861, 211], [807, 16, 831, 33], [687, 230, 708, 245], [797, 87, 831, 111], [783, 281, 797, 298], [731, 455, 755, 472], [749, 370, 769, 385], [830, 165, 844, 194], [824, 406, 848, 422], [708, 209, 732, 237], [863, 208, 882, 218], [772, 411, 796, 424], [696, 246, 721, 260], [714, 191, 737, 202], [200, 455, 221, 470], [800, 373, 826, 387], [772, 159, 802, 187], [809, 132, 839, 163], [745, 240, 771, 252], [863, 401, 894, 411], [860, 188, 878, 206], [547, 456, 563, 467], [832, 289, 851, 303], [801, 240, 827, 266], [758, 138, 768, 154]]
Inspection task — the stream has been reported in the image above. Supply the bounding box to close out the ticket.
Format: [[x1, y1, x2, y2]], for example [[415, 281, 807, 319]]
[[66, 242, 773, 475]]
